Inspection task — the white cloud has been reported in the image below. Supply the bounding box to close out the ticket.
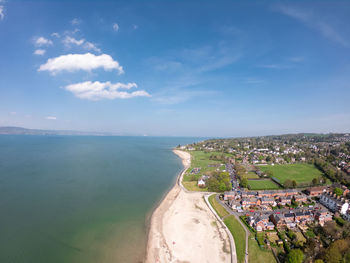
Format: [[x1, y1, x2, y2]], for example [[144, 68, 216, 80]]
[[45, 116, 57, 120], [35, 37, 53, 47], [64, 81, 151, 100], [51, 32, 60, 38], [34, 49, 46, 55], [83, 42, 101, 53], [63, 36, 101, 53], [71, 18, 81, 25], [9, 111, 16, 115], [0, 5, 4, 20], [277, 5, 348, 47], [63, 36, 84, 46], [38, 53, 124, 74], [113, 23, 119, 32]]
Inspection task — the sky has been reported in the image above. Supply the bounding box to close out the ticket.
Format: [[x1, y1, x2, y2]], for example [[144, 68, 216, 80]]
[[0, 0, 350, 137]]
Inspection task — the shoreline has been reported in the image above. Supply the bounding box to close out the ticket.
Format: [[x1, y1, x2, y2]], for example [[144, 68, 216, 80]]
[[145, 149, 231, 263], [144, 149, 190, 263], [143, 149, 188, 257]]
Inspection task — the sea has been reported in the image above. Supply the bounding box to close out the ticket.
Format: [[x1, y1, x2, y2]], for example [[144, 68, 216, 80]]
[[0, 135, 199, 263]]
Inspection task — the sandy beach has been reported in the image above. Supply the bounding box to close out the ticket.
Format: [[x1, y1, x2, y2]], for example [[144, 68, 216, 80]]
[[145, 150, 231, 263]]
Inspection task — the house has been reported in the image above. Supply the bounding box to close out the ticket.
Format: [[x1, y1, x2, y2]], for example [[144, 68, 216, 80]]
[[266, 222, 275, 230], [270, 214, 286, 229], [315, 210, 333, 226], [294, 211, 313, 224], [224, 191, 237, 201], [306, 186, 327, 197], [242, 197, 258, 209], [242, 191, 257, 198], [198, 179, 206, 188], [283, 213, 295, 223], [258, 189, 298, 198], [320, 192, 349, 213], [248, 214, 273, 231], [293, 195, 308, 203], [261, 197, 275, 206], [278, 196, 293, 205]]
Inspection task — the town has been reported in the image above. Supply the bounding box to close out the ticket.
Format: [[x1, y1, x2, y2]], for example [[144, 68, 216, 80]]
[[178, 133, 350, 263]]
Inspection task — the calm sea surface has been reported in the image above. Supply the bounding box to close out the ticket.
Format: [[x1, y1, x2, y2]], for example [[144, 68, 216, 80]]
[[0, 135, 198, 263]]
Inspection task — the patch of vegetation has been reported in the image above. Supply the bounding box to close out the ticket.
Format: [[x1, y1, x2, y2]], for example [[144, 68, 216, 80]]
[[208, 194, 229, 218], [224, 215, 246, 263], [247, 179, 281, 190], [182, 181, 208, 192], [207, 171, 231, 192], [260, 163, 324, 187], [248, 234, 276, 263]]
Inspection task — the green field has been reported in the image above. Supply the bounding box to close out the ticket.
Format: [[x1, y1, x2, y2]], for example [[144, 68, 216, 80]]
[[182, 151, 233, 192], [245, 172, 260, 179], [248, 234, 276, 263], [208, 194, 229, 218], [260, 163, 323, 186], [224, 215, 246, 263], [248, 179, 281, 190]]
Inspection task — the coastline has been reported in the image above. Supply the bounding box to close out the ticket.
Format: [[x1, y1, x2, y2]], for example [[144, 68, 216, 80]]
[[145, 149, 231, 263]]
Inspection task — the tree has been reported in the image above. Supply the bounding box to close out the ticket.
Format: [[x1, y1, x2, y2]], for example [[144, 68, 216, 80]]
[[314, 260, 324, 263], [334, 187, 344, 196], [240, 177, 248, 188], [287, 249, 304, 263], [324, 246, 342, 263], [207, 171, 231, 192], [345, 250, 350, 263], [292, 180, 297, 188], [312, 178, 318, 185]]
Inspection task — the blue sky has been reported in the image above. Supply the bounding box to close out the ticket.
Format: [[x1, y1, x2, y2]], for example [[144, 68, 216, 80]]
[[0, 0, 350, 137]]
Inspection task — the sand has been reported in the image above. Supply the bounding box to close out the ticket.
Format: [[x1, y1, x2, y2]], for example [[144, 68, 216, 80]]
[[145, 150, 231, 263]]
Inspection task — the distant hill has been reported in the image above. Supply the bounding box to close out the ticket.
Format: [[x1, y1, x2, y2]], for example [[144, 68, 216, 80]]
[[0, 127, 113, 136]]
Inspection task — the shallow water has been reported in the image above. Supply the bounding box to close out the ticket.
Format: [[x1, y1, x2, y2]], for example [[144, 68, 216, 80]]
[[0, 135, 198, 263]]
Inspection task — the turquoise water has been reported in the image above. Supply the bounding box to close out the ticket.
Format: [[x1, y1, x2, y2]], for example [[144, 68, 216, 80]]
[[0, 136, 198, 263]]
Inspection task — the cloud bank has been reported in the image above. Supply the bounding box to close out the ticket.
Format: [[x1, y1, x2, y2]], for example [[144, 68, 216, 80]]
[[64, 81, 151, 100], [38, 53, 124, 74]]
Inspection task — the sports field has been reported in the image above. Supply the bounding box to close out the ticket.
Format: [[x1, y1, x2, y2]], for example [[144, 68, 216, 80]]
[[247, 179, 281, 190], [259, 163, 323, 185]]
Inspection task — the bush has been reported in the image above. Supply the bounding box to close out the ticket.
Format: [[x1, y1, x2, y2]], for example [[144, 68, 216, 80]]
[[335, 217, 345, 227]]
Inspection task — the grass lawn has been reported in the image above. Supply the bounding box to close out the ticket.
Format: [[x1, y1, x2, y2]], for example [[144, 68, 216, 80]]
[[248, 179, 281, 190], [208, 194, 229, 218], [224, 215, 246, 263], [248, 234, 276, 263], [260, 163, 323, 186], [182, 181, 208, 192], [295, 232, 306, 244], [182, 151, 223, 182], [267, 232, 279, 243], [244, 172, 260, 179]]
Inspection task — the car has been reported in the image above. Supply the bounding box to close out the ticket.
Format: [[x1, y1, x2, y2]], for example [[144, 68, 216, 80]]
[[250, 210, 255, 212], [276, 212, 281, 214]]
